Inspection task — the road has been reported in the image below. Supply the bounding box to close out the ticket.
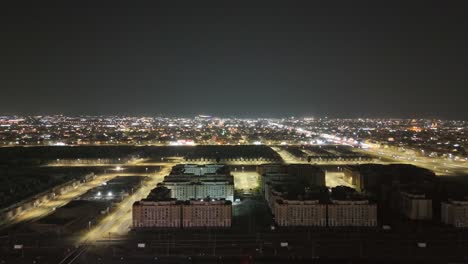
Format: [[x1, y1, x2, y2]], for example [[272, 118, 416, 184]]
[[358, 147, 468, 176], [0, 172, 134, 229], [273, 142, 468, 177], [81, 166, 171, 243]]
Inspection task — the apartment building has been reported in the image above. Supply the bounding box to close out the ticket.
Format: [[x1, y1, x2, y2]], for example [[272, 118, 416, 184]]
[[441, 199, 468, 227], [399, 191, 432, 220], [327, 200, 377, 227], [274, 199, 327, 227], [182, 199, 232, 228]]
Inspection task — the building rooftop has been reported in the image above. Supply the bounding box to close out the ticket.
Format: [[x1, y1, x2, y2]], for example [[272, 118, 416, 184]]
[[170, 164, 230, 176], [144, 186, 172, 201], [330, 186, 371, 201]]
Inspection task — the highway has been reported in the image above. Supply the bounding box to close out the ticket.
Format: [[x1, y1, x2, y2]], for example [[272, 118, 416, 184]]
[[273, 139, 468, 177], [358, 147, 468, 176]]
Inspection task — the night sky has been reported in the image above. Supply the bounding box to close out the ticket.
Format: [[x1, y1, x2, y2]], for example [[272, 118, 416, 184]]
[[1, 2, 467, 119]]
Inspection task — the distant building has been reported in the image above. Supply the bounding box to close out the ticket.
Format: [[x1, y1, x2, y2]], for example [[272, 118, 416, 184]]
[[399, 191, 432, 220], [343, 164, 435, 192], [171, 164, 229, 176], [287, 164, 326, 186], [258, 164, 325, 194], [327, 199, 377, 227], [256, 163, 286, 175], [441, 200, 468, 227], [132, 186, 232, 228], [182, 199, 232, 228], [162, 164, 234, 201], [132, 186, 181, 228], [260, 165, 376, 227], [274, 199, 327, 227], [162, 174, 234, 202], [267, 185, 377, 227], [262, 173, 291, 198], [133, 200, 182, 228]]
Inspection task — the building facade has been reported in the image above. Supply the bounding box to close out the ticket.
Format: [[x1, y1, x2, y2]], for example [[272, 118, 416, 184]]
[[132, 186, 232, 229], [256, 163, 286, 176], [274, 199, 327, 227], [441, 200, 468, 227], [132, 200, 182, 228], [399, 192, 432, 220], [182, 200, 232, 228], [258, 164, 325, 194], [172, 164, 228, 176], [163, 174, 234, 202], [327, 200, 378, 227]]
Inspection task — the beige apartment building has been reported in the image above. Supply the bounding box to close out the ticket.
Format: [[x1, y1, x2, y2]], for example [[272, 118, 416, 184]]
[[274, 199, 327, 226], [441, 200, 468, 227], [172, 164, 229, 176], [399, 191, 432, 220], [132, 200, 182, 228], [163, 174, 234, 202], [327, 200, 378, 227], [133, 185, 232, 228], [182, 200, 232, 228]]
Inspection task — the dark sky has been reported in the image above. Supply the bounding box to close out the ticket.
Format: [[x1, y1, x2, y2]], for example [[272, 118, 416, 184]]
[[1, 2, 467, 119]]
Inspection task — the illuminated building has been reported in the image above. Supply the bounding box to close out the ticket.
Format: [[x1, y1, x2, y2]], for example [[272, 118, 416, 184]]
[[162, 174, 234, 202], [182, 199, 232, 228], [327, 199, 377, 227], [132, 186, 231, 228], [274, 199, 327, 227], [162, 164, 234, 201], [132, 187, 182, 228]]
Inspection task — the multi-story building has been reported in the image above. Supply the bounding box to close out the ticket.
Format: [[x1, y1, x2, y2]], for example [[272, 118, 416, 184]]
[[133, 200, 182, 228], [162, 174, 234, 202], [132, 187, 182, 228], [256, 163, 286, 176], [266, 184, 377, 227], [261, 173, 291, 196], [258, 164, 325, 194], [182, 199, 232, 228], [343, 164, 435, 192], [287, 164, 326, 186], [399, 191, 432, 220], [171, 164, 229, 176], [441, 199, 468, 227], [260, 165, 377, 228], [274, 199, 327, 227], [327, 199, 377, 227], [133, 186, 232, 228], [162, 164, 234, 201]]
